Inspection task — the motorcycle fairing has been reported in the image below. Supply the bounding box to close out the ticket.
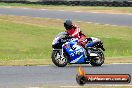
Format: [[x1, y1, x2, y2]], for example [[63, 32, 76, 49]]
[[63, 41, 86, 63], [86, 37, 101, 47]]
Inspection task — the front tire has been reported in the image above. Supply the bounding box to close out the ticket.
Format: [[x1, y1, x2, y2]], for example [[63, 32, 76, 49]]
[[51, 50, 68, 67], [90, 50, 105, 66]]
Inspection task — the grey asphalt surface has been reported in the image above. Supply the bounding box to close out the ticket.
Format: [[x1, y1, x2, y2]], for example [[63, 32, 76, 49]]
[[0, 64, 132, 88], [0, 7, 132, 26]]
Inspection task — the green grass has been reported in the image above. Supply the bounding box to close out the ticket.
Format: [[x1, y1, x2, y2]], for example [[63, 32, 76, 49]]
[[0, 19, 60, 60], [79, 23, 132, 57], [0, 15, 131, 63], [1, 2, 132, 13]]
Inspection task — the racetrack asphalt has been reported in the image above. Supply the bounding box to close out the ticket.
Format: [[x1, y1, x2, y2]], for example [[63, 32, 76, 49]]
[[0, 64, 132, 88], [0, 7, 132, 88], [0, 7, 132, 27]]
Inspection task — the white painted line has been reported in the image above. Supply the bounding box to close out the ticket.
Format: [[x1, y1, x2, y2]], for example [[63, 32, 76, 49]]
[[0, 14, 129, 28], [1, 6, 132, 16], [60, 84, 132, 88], [127, 13, 132, 15], [56, 19, 62, 20], [89, 11, 132, 15], [35, 17, 43, 19], [86, 22, 93, 24], [40, 9, 48, 10], [90, 12, 100, 14], [104, 24, 119, 27], [111, 25, 118, 27], [60, 86, 81, 88], [77, 21, 82, 22], [4, 6, 12, 8], [102, 85, 132, 86], [104, 24, 111, 26], [95, 23, 101, 25], [60, 85, 132, 88], [112, 63, 132, 64], [74, 11, 82, 13], [22, 8, 30, 9], [59, 10, 65, 11], [28, 87, 40, 88]]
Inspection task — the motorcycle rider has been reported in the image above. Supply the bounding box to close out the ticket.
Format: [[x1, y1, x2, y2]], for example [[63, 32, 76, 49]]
[[64, 19, 88, 47]]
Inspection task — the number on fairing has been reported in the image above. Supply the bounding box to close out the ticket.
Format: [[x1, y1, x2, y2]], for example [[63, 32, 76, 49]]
[[72, 44, 81, 50]]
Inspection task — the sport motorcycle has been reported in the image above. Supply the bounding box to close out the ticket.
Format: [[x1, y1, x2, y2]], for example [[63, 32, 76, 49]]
[[51, 32, 105, 67]]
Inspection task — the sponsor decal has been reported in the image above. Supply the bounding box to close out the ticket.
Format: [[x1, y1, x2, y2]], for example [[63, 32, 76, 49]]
[[76, 67, 131, 85]]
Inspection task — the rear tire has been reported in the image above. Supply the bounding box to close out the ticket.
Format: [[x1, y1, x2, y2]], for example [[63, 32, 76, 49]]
[[90, 50, 104, 66], [51, 50, 68, 67]]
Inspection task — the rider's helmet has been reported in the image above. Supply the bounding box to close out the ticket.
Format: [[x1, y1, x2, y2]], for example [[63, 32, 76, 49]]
[[64, 19, 73, 30]]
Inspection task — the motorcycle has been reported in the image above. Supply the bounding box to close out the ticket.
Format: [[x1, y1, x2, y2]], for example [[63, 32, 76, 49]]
[[51, 32, 105, 67]]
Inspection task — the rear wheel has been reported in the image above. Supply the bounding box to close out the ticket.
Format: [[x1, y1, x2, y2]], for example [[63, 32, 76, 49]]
[[90, 49, 104, 66], [51, 50, 68, 67]]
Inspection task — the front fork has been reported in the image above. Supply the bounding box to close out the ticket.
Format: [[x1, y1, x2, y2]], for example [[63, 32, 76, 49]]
[[53, 49, 64, 60]]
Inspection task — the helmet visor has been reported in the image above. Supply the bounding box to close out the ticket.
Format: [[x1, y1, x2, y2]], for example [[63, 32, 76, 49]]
[[64, 23, 72, 30]]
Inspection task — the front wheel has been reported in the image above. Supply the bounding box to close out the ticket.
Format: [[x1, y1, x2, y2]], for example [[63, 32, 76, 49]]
[[90, 50, 105, 66], [51, 50, 68, 67]]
